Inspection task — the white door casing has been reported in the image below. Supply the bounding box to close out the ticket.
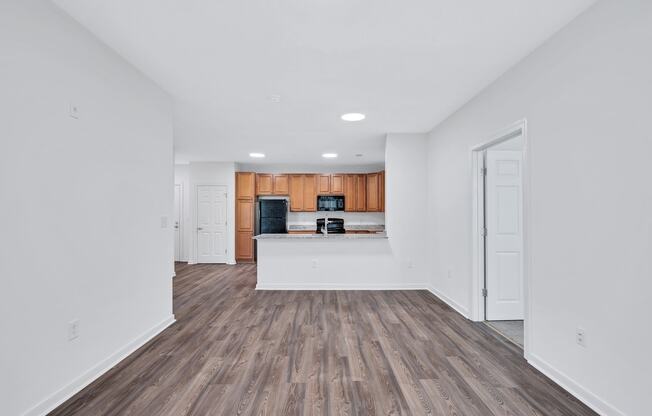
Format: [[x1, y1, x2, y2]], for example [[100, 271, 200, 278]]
[[174, 184, 182, 261], [196, 185, 228, 263], [486, 150, 524, 320]]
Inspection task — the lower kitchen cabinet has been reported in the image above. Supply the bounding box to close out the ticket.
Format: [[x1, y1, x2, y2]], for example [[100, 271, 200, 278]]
[[236, 231, 253, 261]]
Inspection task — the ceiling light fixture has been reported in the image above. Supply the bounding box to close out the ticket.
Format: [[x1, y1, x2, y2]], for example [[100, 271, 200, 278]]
[[322, 153, 338, 159], [249, 152, 266, 158], [341, 113, 365, 122]]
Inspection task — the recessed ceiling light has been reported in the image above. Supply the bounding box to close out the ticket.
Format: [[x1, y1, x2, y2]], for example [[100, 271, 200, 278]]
[[322, 153, 338, 159], [249, 152, 265, 158], [341, 113, 365, 122]]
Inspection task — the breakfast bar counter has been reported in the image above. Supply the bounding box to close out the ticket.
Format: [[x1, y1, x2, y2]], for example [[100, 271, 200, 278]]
[[253, 231, 416, 290]]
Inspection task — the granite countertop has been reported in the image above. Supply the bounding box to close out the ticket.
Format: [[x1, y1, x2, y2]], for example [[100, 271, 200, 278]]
[[254, 232, 388, 240]]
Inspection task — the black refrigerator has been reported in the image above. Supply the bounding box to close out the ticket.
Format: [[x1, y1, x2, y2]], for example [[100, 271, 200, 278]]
[[258, 199, 288, 234]]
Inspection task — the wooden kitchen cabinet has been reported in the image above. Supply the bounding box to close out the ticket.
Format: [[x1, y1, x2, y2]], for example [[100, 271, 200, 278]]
[[256, 174, 273, 195], [257, 171, 382, 213], [318, 175, 331, 194], [331, 174, 344, 194], [366, 172, 381, 212], [379, 171, 385, 212], [237, 199, 254, 231], [235, 172, 256, 262], [303, 175, 318, 211], [236, 172, 256, 200], [344, 174, 366, 212], [344, 174, 356, 211], [273, 174, 289, 195], [289, 174, 317, 211], [289, 175, 304, 211], [355, 174, 367, 211], [236, 231, 253, 260]]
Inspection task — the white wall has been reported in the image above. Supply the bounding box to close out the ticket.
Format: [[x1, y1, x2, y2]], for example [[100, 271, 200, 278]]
[[385, 134, 429, 286], [176, 162, 236, 264], [0, 1, 175, 415], [237, 163, 385, 174], [426, 1, 651, 415]]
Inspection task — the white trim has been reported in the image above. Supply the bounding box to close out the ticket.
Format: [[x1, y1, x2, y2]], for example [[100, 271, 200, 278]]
[[526, 354, 625, 416], [469, 119, 531, 352], [426, 286, 470, 319], [174, 183, 184, 262], [471, 150, 486, 322], [256, 284, 426, 291], [22, 315, 175, 416]]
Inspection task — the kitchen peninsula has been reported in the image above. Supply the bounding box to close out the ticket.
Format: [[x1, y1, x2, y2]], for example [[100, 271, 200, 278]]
[[253, 231, 414, 290]]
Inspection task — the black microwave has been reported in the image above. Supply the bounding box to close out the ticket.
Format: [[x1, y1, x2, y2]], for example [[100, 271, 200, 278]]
[[317, 195, 345, 211]]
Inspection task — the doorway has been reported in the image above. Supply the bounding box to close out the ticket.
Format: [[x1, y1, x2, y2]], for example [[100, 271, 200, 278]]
[[196, 185, 228, 263], [471, 120, 529, 351]]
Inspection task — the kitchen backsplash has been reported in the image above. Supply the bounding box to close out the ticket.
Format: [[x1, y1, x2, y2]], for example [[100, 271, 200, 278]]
[[288, 211, 385, 226]]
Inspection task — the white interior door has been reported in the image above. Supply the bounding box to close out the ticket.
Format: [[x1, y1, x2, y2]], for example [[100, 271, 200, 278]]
[[486, 150, 524, 320], [174, 184, 182, 261], [196, 185, 227, 263]]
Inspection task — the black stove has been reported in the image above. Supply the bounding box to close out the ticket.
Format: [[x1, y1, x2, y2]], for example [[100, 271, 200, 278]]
[[316, 218, 345, 234]]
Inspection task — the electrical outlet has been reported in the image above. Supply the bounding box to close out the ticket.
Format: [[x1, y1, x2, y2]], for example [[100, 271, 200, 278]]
[[68, 319, 80, 341], [160, 216, 168, 228], [407, 259, 413, 269], [447, 268, 453, 279], [576, 327, 586, 347], [311, 259, 318, 269]]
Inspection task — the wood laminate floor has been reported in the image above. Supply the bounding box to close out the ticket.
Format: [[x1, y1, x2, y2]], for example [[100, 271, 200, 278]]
[[50, 264, 597, 416]]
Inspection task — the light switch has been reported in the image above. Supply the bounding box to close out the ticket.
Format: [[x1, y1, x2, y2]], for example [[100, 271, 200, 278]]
[[69, 103, 80, 119]]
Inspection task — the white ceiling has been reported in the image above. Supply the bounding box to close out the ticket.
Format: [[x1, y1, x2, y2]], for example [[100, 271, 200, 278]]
[[53, 0, 596, 164]]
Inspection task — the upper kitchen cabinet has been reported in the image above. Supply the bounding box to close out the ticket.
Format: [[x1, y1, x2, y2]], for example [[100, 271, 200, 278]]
[[331, 174, 344, 194], [236, 172, 256, 200], [273, 174, 289, 195], [289, 174, 317, 212], [318, 175, 331, 194], [256, 174, 289, 195], [344, 175, 356, 211], [317, 174, 344, 195], [289, 175, 304, 211], [366, 172, 381, 212], [303, 174, 318, 211], [256, 174, 273, 195], [344, 174, 367, 212], [379, 171, 385, 212], [355, 174, 367, 211], [257, 171, 383, 212]]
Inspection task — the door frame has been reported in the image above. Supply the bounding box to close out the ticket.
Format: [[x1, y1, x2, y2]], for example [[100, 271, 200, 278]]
[[470, 119, 531, 352], [194, 184, 228, 264], [174, 183, 183, 262]]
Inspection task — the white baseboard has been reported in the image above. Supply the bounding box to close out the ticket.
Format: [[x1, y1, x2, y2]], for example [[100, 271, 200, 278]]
[[526, 354, 625, 416], [256, 283, 427, 291], [426, 286, 470, 319], [22, 315, 176, 416]]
